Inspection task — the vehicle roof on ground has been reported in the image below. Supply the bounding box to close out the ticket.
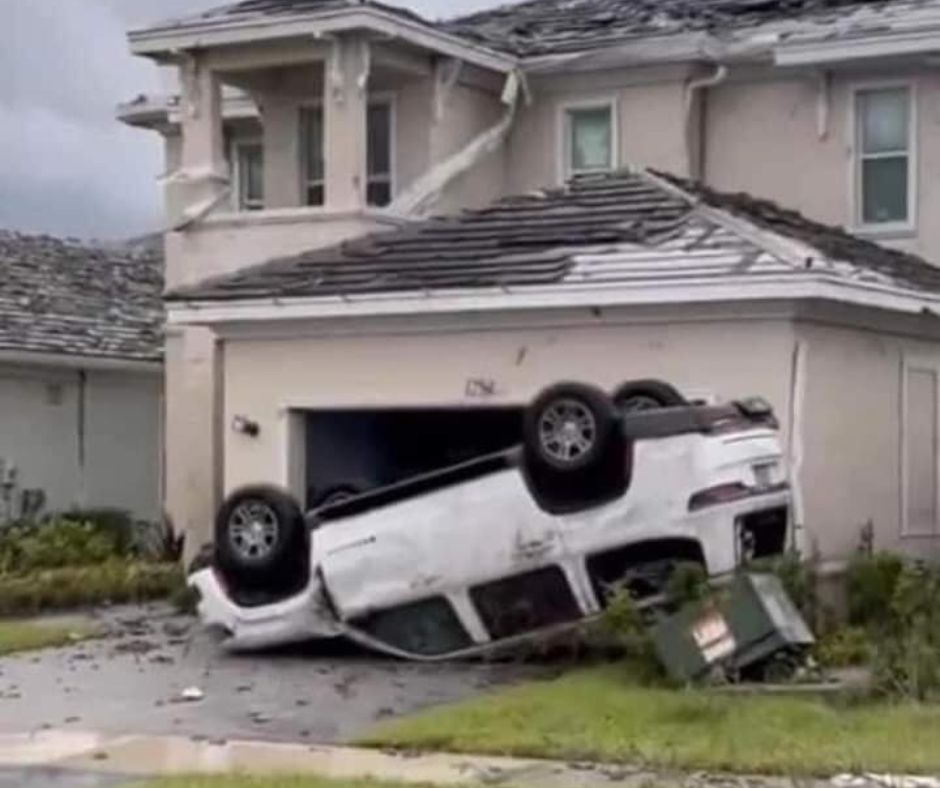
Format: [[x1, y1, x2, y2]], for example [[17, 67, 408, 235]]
[[167, 168, 940, 305], [0, 231, 164, 362], [131, 0, 936, 58]]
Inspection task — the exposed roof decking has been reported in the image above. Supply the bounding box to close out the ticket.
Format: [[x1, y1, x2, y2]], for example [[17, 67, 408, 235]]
[[169, 170, 940, 313]]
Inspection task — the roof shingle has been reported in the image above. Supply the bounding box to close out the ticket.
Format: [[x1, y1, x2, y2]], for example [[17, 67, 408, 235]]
[[0, 232, 164, 363], [169, 170, 940, 306]]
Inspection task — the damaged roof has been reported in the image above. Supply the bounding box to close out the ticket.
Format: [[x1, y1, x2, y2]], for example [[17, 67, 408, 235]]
[[442, 0, 934, 57], [131, 0, 940, 59], [169, 170, 940, 308], [0, 232, 164, 363], [133, 0, 428, 35]]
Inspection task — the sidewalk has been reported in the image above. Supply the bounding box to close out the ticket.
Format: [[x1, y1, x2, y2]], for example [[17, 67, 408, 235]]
[[5, 730, 940, 788], [0, 729, 886, 788]]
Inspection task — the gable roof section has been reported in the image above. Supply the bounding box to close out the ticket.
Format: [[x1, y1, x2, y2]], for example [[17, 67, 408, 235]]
[[0, 232, 164, 363], [168, 169, 940, 323]]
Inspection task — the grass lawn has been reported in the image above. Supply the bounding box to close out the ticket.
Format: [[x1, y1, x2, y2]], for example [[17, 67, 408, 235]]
[[140, 779, 450, 788], [361, 665, 940, 777], [0, 620, 94, 656]]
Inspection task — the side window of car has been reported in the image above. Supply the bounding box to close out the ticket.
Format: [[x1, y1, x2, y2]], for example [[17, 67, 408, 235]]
[[349, 597, 473, 656], [470, 567, 582, 640]]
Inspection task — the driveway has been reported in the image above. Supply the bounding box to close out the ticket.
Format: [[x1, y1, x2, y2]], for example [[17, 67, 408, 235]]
[[0, 603, 542, 744]]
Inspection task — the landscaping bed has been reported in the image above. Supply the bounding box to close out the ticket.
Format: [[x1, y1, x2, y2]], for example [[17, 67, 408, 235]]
[[363, 547, 940, 778], [0, 511, 185, 619]]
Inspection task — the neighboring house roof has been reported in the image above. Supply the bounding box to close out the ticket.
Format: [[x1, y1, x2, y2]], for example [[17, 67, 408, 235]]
[[168, 170, 940, 318], [0, 232, 164, 363]]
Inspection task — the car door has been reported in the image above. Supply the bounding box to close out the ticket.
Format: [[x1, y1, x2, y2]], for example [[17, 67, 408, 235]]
[[313, 465, 574, 658]]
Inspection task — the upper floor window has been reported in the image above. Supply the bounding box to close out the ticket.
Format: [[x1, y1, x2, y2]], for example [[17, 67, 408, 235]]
[[300, 105, 325, 207], [855, 86, 913, 228], [564, 103, 616, 178], [234, 140, 264, 211], [367, 101, 393, 207], [299, 98, 394, 208]]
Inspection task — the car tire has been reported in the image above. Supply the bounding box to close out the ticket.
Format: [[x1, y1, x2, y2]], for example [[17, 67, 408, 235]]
[[214, 486, 307, 590], [611, 379, 686, 414], [522, 383, 629, 513]]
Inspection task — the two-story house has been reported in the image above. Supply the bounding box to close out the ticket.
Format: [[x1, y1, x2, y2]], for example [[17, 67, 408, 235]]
[[123, 0, 940, 563]]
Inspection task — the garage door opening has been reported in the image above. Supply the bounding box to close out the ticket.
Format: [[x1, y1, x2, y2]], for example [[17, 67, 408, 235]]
[[305, 408, 523, 509]]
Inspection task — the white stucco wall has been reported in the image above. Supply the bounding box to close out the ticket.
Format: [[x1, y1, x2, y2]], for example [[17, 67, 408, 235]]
[[705, 67, 940, 264], [0, 362, 161, 520], [216, 310, 797, 527], [797, 315, 940, 560]]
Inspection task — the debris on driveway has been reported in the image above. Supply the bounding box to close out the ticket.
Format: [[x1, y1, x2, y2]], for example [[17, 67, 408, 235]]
[[0, 603, 542, 743], [178, 687, 204, 703]]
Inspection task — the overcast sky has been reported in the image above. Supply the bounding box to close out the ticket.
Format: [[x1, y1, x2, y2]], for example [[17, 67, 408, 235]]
[[0, 0, 498, 241]]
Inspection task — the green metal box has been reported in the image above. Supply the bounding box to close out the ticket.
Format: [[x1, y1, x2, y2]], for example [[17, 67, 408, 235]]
[[651, 573, 815, 683]]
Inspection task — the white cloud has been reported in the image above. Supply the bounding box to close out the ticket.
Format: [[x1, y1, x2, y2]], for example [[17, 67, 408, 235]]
[[0, 0, 503, 240]]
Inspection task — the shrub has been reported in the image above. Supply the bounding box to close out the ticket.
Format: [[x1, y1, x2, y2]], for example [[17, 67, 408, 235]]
[[58, 508, 136, 556], [0, 519, 122, 575], [815, 626, 871, 668], [871, 563, 940, 701], [846, 551, 905, 628], [0, 562, 185, 618]]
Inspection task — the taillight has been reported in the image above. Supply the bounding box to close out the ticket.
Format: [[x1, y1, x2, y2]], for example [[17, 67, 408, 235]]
[[688, 482, 751, 511]]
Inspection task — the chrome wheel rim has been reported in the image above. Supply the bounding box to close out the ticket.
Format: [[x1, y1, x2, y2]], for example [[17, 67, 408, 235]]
[[538, 398, 597, 464], [228, 500, 279, 561], [620, 394, 663, 413]]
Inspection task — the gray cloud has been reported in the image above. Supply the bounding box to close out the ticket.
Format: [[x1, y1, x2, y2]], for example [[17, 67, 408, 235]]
[[0, 0, 499, 241]]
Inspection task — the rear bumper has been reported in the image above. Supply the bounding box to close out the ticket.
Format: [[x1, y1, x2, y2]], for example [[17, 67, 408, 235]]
[[190, 568, 342, 651], [694, 489, 793, 577]]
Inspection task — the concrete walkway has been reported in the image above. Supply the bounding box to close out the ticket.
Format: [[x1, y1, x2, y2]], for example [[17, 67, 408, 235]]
[[0, 729, 915, 788]]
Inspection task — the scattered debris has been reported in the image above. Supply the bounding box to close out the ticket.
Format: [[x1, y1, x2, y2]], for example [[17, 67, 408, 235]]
[[179, 686, 204, 703]]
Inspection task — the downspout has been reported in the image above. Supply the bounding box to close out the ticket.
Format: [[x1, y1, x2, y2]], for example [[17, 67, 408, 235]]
[[390, 69, 529, 216], [685, 63, 728, 182]]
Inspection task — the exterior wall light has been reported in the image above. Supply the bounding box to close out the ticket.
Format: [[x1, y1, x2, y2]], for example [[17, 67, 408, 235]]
[[232, 416, 260, 437]]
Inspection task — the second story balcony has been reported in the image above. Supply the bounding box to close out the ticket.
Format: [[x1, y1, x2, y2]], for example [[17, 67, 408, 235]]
[[120, 3, 519, 287]]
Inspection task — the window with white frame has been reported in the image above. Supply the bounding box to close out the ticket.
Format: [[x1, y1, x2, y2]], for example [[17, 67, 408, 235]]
[[299, 99, 393, 208], [234, 140, 264, 211], [299, 105, 325, 207], [367, 100, 393, 207], [903, 360, 939, 537], [564, 103, 615, 177], [855, 86, 913, 227]]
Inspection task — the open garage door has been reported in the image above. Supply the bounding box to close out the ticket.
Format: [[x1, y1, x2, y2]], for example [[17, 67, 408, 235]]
[[304, 408, 523, 509]]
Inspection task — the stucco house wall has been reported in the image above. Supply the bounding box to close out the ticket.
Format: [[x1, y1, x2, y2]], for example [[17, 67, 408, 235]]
[[0, 363, 162, 520], [796, 312, 940, 560], [196, 309, 797, 552]]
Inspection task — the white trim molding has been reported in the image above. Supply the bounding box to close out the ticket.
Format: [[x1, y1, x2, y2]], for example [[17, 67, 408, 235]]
[[900, 353, 940, 539], [167, 273, 940, 327], [0, 350, 162, 374], [128, 7, 517, 76]]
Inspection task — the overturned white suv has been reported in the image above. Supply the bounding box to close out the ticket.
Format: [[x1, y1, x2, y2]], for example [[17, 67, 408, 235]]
[[190, 380, 790, 659]]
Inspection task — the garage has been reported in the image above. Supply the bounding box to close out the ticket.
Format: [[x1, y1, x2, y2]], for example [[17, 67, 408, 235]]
[[170, 170, 940, 563], [303, 408, 523, 508]]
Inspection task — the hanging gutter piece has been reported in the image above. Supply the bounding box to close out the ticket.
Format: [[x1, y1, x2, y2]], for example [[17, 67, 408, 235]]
[[389, 69, 530, 217]]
